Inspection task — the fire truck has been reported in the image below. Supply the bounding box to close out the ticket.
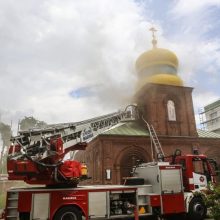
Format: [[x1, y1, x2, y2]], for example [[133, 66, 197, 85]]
[[1, 105, 218, 220]]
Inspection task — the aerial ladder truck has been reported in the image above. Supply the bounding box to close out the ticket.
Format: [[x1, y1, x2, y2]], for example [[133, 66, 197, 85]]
[[1, 105, 218, 220], [6, 107, 138, 187]]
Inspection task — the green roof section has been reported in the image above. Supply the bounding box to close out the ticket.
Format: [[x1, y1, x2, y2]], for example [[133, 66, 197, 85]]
[[101, 121, 220, 139], [204, 99, 220, 111], [102, 121, 149, 136], [197, 129, 220, 138]]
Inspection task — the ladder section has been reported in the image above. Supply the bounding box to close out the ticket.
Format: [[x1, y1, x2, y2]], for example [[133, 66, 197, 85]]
[[9, 106, 139, 162], [142, 117, 164, 161], [5, 191, 18, 220]]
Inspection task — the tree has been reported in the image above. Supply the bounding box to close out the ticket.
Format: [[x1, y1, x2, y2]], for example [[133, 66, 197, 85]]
[[0, 122, 12, 174], [0, 122, 11, 147], [19, 116, 47, 130], [203, 183, 220, 220], [0, 117, 47, 174]]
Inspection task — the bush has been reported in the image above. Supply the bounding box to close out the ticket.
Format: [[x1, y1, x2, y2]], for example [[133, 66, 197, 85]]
[[0, 193, 6, 210], [203, 183, 220, 220]]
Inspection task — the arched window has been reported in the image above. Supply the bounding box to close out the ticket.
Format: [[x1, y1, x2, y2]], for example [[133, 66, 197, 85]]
[[167, 100, 176, 121]]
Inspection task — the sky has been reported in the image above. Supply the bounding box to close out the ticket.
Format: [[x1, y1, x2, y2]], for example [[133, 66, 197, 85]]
[[0, 0, 220, 132]]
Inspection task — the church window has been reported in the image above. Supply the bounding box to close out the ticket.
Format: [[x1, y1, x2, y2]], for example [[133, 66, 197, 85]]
[[167, 100, 176, 121]]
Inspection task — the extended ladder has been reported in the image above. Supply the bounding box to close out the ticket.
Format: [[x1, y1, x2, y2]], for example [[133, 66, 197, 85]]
[[10, 105, 139, 162], [142, 116, 164, 161]]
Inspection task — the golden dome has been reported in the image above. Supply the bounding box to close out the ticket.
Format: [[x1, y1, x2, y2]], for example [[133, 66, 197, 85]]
[[136, 73, 183, 90], [135, 27, 183, 89], [136, 48, 179, 74], [146, 73, 183, 86]]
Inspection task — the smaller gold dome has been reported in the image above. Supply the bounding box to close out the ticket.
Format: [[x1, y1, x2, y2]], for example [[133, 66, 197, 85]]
[[136, 73, 183, 90], [136, 48, 179, 74]]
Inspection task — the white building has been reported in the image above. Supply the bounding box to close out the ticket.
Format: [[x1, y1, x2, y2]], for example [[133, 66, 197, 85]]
[[200, 100, 220, 134]]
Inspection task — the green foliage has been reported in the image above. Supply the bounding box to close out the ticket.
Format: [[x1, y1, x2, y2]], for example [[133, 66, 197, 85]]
[[203, 183, 220, 220], [0, 117, 47, 174], [0, 155, 7, 174], [19, 116, 47, 130], [0, 122, 12, 174], [0, 192, 6, 209], [0, 122, 11, 147]]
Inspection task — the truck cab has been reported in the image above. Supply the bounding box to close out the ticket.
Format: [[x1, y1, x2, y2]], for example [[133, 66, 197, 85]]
[[173, 154, 217, 192]]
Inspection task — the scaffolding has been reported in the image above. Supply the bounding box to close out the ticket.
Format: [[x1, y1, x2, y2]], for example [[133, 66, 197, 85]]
[[198, 107, 206, 130], [198, 101, 220, 133]]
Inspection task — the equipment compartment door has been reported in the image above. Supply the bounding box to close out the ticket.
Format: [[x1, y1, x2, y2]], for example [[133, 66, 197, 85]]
[[88, 192, 107, 218], [161, 193, 185, 214], [31, 193, 50, 220], [160, 168, 183, 193]]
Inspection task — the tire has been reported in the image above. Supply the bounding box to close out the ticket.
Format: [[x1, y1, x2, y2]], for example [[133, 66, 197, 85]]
[[165, 213, 186, 220], [187, 197, 207, 220], [53, 206, 82, 220], [19, 212, 30, 220]]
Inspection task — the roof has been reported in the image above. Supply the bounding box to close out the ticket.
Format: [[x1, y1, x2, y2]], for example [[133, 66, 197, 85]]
[[204, 99, 220, 111], [102, 121, 220, 139], [102, 121, 149, 136], [197, 129, 220, 138]]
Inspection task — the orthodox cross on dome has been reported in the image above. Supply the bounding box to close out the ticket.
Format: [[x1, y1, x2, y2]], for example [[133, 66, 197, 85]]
[[149, 27, 157, 49]]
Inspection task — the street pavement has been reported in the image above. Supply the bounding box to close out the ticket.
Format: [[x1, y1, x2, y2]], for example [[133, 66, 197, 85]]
[[0, 209, 214, 220]]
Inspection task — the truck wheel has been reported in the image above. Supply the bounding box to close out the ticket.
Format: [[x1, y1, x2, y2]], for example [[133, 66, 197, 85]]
[[164, 214, 186, 220], [188, 197, 207, 220], [165, 214, 186, 220], [54, 206, 82, 220], [19, 212, 30, 220]]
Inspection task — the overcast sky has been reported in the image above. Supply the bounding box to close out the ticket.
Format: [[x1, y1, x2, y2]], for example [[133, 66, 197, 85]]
[[0, 0, 220, 131]]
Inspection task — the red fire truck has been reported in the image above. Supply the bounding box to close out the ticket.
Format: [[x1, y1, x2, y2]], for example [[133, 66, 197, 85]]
[[1, 106, 218, 220]]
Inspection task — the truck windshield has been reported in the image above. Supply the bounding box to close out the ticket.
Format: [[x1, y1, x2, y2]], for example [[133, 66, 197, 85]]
[[192, 158, 211, 181]]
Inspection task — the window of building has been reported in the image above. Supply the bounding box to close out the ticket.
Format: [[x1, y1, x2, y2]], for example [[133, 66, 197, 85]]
[[167, 100, 176, 121], [208, 112, 218, 125], [210, 112, 217, 119]]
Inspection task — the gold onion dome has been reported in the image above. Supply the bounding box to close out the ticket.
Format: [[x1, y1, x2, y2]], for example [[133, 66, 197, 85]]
[[136, 48, 179, 71], [135, 27, 183, 87]]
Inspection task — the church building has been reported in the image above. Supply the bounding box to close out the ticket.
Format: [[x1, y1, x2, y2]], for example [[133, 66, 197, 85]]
[[76, 30, 220, 185]]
